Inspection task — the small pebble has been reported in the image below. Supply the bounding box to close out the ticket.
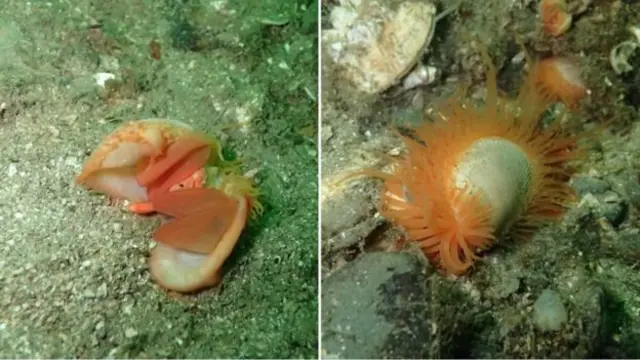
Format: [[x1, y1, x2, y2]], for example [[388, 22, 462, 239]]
[[533, 289, 568, 332], [572, 175, 610, 195], [97, 283, 108, 298], [321, 125, 334, 144], [93, 72, 115, 87], [626, 180, 640, 209], [124, 328, 138, 338], [497, 275, 520, 299], [7, 164, 17, 177]]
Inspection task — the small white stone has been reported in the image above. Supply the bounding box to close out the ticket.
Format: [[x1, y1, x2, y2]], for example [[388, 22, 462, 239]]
[[236, 106, 253, 133], [511, 51, 526, 64], [533, 289, 567, 332], [97, 283, 108, 298], [93, 72, 115, 87], [112, 222, 123, 233], [124, 328, 138, 338], [278, 61, 289, 70], [64, 156, 79, 168], [603, 191, 620, 203], [244, 168, 260, 178], [628, 24, 640, 44], [402, 65, 438, 90], [388, 147, 402, 156], [7, 164, 17, 177]]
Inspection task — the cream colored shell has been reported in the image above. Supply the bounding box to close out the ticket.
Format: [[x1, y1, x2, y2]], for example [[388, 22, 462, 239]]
[[453, 138, 533, 238], [323, 1, 437, 94]]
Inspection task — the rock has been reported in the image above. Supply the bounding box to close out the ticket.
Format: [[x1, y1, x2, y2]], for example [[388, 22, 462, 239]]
[[624, 179, 640, 210], [577, 191, 628, 227], [533, 289, 567, 332], [321, 124, 334, 145], [495, 273, 521, 299], [402, 65, 439, 90], [112, 222, 123, 233], [601, 191, 628, 226], [124, 328, 138, 338], [98, 55, 120, 72], [321, 252, 433, 358], [97, 283, 108, 298], [321, 188, 382, 254], [571, 175, 611, 195], [322, 0, 437, 94]]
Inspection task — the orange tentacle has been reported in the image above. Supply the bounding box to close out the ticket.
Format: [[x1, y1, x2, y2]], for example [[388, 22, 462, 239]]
[[127, 201, 156, 214]]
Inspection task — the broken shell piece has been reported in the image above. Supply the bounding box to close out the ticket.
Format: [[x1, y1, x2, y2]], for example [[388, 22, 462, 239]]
[[402, 65, 439, 90], [323, 1, 437, 94], [629, 25, 640, 44], [148, 192, 248, 293], [610, 40, 638, 74], [93, 72, 116, 87], [609, 40, 640, 75], [565, 0, 592, 16], [610, 25, 640, 75]]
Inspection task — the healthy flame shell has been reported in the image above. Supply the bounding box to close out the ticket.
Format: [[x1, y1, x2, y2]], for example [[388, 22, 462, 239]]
[[378, 50, 580, 274], [531, 57, 587, 109]]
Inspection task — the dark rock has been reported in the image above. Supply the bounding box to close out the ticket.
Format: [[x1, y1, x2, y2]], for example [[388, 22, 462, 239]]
[[624, 179, 640, 210], [321, 252, 433, 359], [601, 194, 628, 227], [574, 191, 628, 227], [571, 175, 611, 196], [321, 190, 383, 253]]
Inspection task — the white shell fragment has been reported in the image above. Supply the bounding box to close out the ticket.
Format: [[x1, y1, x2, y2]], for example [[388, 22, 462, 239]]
[[323, 0, 437, 94], [610, 41, 638, 75], [629, 24, 640, 43], [402, 65, 439, 90], [610, 25, 640, 75], [93, 72, 116, 87]]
